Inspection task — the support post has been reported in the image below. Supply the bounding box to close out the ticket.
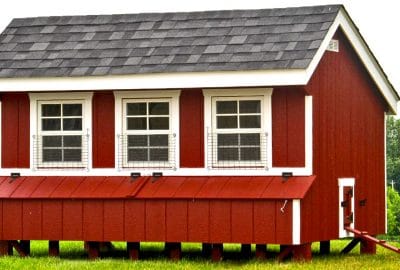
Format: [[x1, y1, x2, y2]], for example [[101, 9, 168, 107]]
[[165, 242, 181, 260], [211, 243, 223, 262], [255, 244, 267, 260], [48, 241, 59, 257], [360, 238, 376, 254], [240, 244, 251, 259], [0, 241, 11, 256], [320, 241, 330, 255], [292, 243, 312, 261], [202, 243, 212, 257], [127, 242, 140, 260], [87, 241, 100, 260]]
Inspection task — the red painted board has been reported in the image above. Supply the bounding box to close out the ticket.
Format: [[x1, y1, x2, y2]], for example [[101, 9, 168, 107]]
[[2, 94, 19, 167], [275, 200, 292, 244], [179, 89, 204, 168], [92, 177, 125, 198], [173, 176, 207, 198], [286, 90, 305, 167], [196, 177, 229, 198], [18, 93, 30, 168], [262, 176, 315, 199], [22, 200, 42, 239], [113, 177, 149, 197], [0, 200, 3, 239], [124, 200, 145, 241], [62, 200, 83, 240], [83, 200, 104, 241], [218, 177, 272, 199], [166, 200, 188, 242], [71, 176, 106, 198], [188, 200, 209, 242], [0, 177, 26, 197], [253, 200, 276, 243], [92, 92, 115, 168], [231, 201, 253, 243], [0, 177, 8, 186], [42, 200, 62, 240], [145, 200, 166, 241], [209, 200, 231, 243], [2, 200, 23, 240], [11, 177, 46, 198], [151, 177, 185, 198], [30, 177, 63, 198], [51, 177, 85, 198], [103, 200, 124, 241], [135, 178, 164, 198], [272, 89, 288, 167]]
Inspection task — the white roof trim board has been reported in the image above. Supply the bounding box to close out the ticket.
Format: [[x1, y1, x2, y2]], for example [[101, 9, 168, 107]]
[[0, 5, 397, 113]]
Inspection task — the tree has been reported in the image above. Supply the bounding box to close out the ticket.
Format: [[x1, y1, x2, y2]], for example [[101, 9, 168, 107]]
[[387, 187, 400, 235], [386, 116, 400, 189]]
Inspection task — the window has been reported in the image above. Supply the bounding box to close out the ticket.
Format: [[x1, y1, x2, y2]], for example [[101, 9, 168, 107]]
[[29, 92, 93, 169], [115, 90, 180, 169], [203, 88, 272, 169]]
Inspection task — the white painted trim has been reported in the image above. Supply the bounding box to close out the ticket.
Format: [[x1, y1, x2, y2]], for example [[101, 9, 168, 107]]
[[292, 199, 301, 245], [29, 92, 93, 170], [338, 177, 355, 238], [202, 88, 273, 170], [114, 90, 181, 170], [305, 96, 313, 174]]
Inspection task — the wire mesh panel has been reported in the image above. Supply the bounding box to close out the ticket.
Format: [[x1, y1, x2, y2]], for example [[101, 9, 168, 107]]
[[117, 133, 176, 170], [33, 134, 89, 170], [207, 132, 268, 169]]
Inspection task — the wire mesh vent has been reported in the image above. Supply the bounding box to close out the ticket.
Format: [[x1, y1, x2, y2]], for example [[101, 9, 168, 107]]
[[32, 134, 89, 170], [117, 133, 176, 170], [207, 132, 268, 170]]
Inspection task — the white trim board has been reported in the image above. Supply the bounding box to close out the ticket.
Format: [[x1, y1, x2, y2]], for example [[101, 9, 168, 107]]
[[292, 199, 301, 244], [0, 9, 396, 113]]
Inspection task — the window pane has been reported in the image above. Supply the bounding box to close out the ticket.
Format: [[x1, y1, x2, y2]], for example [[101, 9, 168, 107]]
[[43, 136, 62, 147], [149, 102, 169, 115], [64, 149, 82, 162], [127, 103, 146, 115], [149, 117, 169, 130], [240, 133, 260, 146], [217, 116, 237, 129], [150, 148, 169, 161], [216, 101, 237, 114], [239, 115, 260, 128], [218, 134, 238, 146], [43, 149, 62, 162], [239, 100, 261, 113], [128, 148, 148, 161], [150, 135, 168, 146], [42, 104, 60, 117], [42, 119, 61, 131], [63, 104, 82, 116], [218, 147, 239, 161], [240, 147, 261, 161], [127, 117, 147, 130], [128, 135, 148, 147], [63, 118, 82, 130], [63, 136, 82, 147]]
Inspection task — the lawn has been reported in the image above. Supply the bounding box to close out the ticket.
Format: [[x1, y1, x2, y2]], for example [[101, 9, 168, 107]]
[[0, 240, 399, 269]]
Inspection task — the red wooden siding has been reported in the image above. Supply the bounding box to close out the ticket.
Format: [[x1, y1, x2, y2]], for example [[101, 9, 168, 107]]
[[272, 88, 305, 167], [0, 198, 293, 244], [179, 89, 204, 168], [301, 29, 387, 242], [92, 92, 115, 168], [1, 93, 30, 168]]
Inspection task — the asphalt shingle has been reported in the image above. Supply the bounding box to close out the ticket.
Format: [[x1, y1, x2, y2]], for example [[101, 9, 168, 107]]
[[0, 5, 341, 78]]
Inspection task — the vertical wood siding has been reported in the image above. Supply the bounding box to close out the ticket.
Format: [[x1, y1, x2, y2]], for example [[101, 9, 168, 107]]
[[1, 199, 292, 244], [272, 88, 305, 167], [179, 89, 204, 168], [301, 29, 386, 242], [92, 92, 115, 168], [1, 93, 30, 168]]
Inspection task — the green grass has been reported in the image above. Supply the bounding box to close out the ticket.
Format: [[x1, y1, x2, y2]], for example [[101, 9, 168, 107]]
[[0, 240, 399, 269]]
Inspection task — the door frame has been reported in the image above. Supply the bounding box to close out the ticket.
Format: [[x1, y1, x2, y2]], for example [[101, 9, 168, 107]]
[[338, 177, 355, 238]]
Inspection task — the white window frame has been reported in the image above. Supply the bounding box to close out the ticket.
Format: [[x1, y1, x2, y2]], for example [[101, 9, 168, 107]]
[[114, 90, 181, 170], [29, 92, 93, 170], [203, 88, 273, 170]]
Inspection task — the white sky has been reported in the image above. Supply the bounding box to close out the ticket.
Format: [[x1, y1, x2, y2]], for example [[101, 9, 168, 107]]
[[0, 0, 399, 92]]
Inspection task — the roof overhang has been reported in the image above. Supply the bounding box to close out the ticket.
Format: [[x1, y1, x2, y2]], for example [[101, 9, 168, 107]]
[[0, 8, 397, 113]]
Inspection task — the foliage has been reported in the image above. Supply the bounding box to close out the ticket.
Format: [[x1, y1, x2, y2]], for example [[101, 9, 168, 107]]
[[386, 116, 400, 189], [1, 241, 400, 270], [387, 187, 400, 235]]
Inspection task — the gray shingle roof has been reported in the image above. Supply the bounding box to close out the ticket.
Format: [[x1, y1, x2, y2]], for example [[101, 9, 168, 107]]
[[0, 5, 341, 78]]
